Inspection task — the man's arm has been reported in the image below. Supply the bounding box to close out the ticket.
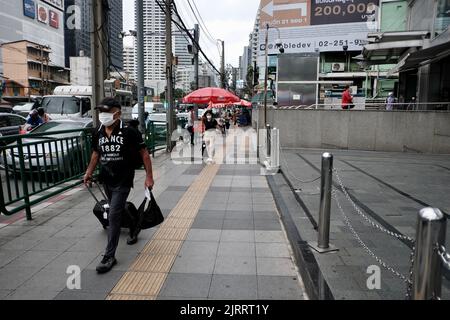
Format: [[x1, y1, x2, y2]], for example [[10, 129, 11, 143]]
[[83, 151, 99, 185], [140, 148, 154, 189]]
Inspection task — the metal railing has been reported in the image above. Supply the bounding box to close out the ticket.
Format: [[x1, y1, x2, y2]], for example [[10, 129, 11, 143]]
[[0, 128, 93, 220], [145, 121, 167, 157], [273, 102, 450, 111], [303, 152, 449, 299]]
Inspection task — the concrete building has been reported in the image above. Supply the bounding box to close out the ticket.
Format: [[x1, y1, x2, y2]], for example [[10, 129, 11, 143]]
[[239, 46, 251, 83], [123, 45, 137, 81], [1, 40, 69, 97], [250, 8, 261, 65], [70, 55, 91, 86], [363, 0, 450, 108], [137, 0, 166, 83], [0, 0, 65, 76], [64, 0, 123, 70], [175, 65, 195, 92]]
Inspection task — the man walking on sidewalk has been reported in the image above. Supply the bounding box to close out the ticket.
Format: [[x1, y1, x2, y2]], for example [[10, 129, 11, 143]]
[[83, 97, 155, 274]]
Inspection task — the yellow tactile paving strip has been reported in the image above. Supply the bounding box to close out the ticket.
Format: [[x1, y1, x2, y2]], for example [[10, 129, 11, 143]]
[[107, 164, 220, 300]]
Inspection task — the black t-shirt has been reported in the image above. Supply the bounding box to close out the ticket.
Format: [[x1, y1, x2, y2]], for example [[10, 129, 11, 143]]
[[92, 121, 146, 188], [204, 119, 218, 131]]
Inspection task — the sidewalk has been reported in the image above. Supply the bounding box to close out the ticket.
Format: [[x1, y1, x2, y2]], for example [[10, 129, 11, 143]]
[[275, 148, 450, 300], [0, 134, 306, 300]]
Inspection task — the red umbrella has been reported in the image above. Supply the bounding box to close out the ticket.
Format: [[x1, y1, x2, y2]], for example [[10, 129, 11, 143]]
[[234, 99, 252, 108], [183, 87, 240, 104]]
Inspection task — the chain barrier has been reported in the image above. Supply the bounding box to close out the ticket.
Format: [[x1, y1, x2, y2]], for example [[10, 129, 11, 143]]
[[406, 245, 415, 300], [438, 245, 450, 272], [333, 168, 415, 244], [332, 189, 412, 287]]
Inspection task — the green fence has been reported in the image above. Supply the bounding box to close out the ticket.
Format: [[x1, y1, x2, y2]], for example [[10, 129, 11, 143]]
[[0, 128, 93, 220], [145, 121, 168, 156]]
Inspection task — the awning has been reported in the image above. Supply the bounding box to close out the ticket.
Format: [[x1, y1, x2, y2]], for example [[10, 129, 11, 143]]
[[388, 41, 450, 75], [362, 31, 429, 65]]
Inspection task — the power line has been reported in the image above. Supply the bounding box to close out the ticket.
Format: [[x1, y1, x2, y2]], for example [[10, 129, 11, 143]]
[[167, 0, 222, 76], [187, 0, 217, 44]]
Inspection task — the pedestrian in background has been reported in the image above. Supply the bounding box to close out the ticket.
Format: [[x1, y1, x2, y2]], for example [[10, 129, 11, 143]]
[[186, 105, 195, 145], [386, 92, 396, 111], [341, 85, 354, 110], [202, 110, 218, 164], [37, 107, 50, 123], [83, 97, 154, 274]]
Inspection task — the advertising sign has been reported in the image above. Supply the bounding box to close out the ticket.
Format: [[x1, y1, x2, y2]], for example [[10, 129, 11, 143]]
[[37, 3, 49, 24], [49, 10, 59, 28], [310, 0, 378, 25], [23, 0, 36, 19], [260, 0, 310, 28], [41, 0, 64, 11]]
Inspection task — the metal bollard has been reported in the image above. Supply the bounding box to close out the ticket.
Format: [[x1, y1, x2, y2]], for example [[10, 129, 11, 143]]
[[412, 208, 447, 300], [309, 153, 338, 253], [266, 124, 271, 158]]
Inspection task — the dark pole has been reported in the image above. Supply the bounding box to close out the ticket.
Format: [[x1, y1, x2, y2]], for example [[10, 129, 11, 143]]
[[263, 23, 269, 129], [137, 0, 145, 133], [165, 0, 175, 152], [194, 24, 199, 90]]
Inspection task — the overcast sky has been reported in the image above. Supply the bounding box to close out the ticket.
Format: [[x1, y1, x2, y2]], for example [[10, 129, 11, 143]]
[[122, 0, 260, 67]]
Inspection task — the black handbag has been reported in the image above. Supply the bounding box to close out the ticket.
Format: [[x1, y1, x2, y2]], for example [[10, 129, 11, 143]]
[[135, 189, 164, 234]]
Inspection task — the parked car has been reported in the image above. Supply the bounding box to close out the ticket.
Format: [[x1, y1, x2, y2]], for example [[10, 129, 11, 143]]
[[0, 104, 13, 113], [3, 119, 93, 176], [12, 101, 39, 118], [0, 113, 27, 146]]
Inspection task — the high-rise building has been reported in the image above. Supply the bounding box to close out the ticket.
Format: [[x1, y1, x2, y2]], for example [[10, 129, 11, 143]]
[[250, 8, 261, 65], [0, 0, 66, 76], [137, 0, 166, 84], [239, 46, 251, 83], [64, 0, 123, 70], [123, 45, 137, 81]]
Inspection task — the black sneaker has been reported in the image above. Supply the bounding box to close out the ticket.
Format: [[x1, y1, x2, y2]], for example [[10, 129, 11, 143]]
[[127, 234, 138, 245], [96, 256, 117, 274]]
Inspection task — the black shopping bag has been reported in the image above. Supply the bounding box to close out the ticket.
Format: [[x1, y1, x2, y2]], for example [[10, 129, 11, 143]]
[[136, 189, 164, 231]]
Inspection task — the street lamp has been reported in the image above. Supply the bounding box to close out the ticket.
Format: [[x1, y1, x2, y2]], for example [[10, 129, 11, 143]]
[[263, 23, 284, 128]]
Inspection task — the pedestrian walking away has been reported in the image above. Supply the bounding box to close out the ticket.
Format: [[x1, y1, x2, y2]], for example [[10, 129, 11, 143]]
[[83, 97, 155, 274], [186, 105, 195, 145]]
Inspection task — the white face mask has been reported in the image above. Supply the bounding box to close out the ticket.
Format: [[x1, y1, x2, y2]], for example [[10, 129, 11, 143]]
[[99, 112, 118, 127], [206, 115, 212, 121]]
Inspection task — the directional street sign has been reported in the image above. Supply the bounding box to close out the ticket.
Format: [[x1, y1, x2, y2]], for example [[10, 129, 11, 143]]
[[260, 0, 310, 28]]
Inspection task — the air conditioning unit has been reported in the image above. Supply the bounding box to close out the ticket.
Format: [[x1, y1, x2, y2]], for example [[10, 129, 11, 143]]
[[331, 63, 345, 72]]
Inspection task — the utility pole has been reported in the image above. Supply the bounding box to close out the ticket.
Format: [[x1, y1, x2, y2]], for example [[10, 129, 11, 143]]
[[91, 1, 107, 128], [221, 40, 225, 89], [263, 23, 269, 129], [39, 45, 44, 96], [165, 0, 176, 152], [136, 0, 145, 133], [194, 24, 200, 90]]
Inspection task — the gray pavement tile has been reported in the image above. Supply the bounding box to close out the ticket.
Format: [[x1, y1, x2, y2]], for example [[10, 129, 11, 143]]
[[157, 296, 205, 300], [0, 290, 12, 300], [4, 289, 60, 300], [199, 203, 227, 211], [171, 254, 216, 274], [225, 211, 253, 220], [45, 251, 99, 270], [253, 212, 278, 219], [1, 237, 44, 251], [214, 256, 256, 275], [0, 266, 41, 290], [257, 276, 304, 300], [208, 275, 257, 299], [254, 219, 282, 231], [197, 211, 226, 219], [6, 250, 61, 269], [186, 229, 222, 242], [54, 289, 108, 300], [32, 238, 77, 252], [256, 258, 297, 277], [178, 241, 219, 257], [255, 231, 286, 243], [159, 273, 212, 298], [192, 217, 224, 230], [52, 225, 97, 238], [217, 242, 255, 257], [0, 226, 35, 238], [220, 230, 255, 242], [0, 249, 26, 268], [227, 204, 253, 212], [20, 225, 63, 240], [255, 243, 290, 258], [252, 204, 276, 212], [14, 267, 69, 292], [76, 270, 124, 293], [223, 219, 254, 230], [67, 235, 108, 253]]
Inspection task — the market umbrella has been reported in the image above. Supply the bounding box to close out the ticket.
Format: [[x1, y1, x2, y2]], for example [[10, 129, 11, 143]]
[[234, 99, 252, 108], [182, 87, 240, 104]]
